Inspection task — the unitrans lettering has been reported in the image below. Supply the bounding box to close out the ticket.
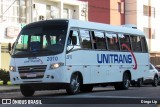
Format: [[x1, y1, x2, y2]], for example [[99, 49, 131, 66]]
[[97, 54, 132, 64]]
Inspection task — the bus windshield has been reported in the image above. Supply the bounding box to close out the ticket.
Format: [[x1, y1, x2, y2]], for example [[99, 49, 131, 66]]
[[12, 25, 67, 58]]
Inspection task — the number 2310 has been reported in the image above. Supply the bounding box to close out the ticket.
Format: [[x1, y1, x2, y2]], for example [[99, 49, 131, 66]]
[[47, 56, 58, 61]]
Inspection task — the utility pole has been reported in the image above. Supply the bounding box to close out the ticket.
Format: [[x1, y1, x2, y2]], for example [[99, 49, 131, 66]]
[[0, 0, 17, 21]]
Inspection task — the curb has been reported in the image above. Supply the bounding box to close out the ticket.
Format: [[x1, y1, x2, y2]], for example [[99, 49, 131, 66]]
[[0, 89, 20, 93], [0, 85, 20, 93]]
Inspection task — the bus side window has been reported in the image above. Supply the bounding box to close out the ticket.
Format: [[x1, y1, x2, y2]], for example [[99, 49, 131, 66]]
[[141, 36, 148, 52], [119, 34, 131, 51], [130, 35, 142, 52], [106, 32, 120, 51], [91, 31, 106, 50], [67, 30, 80, 50], [80, 29, 92, 49]]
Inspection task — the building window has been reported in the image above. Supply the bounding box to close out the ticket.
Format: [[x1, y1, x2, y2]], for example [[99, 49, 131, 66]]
[[0, 0, 26, 23], [143, 5, 149, 16], [143, 27, 150, 38], [46, 5, 51, 19], [118, 2, 121, 12], [151, 28, 155, 39], [118, 2, 124, 14], [19, 0, 27, 23], [143, 5, 155, 18], [151, 7, 155, 18], [143, 27, 155, 39], [63, 8, 68, 19]]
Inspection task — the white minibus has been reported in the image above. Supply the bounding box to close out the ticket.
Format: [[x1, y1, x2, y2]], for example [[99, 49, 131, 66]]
[[8, 19, 149, 97]]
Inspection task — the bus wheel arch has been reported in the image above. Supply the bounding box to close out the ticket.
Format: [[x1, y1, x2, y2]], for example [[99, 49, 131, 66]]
[[114, 70, 131, 90], [122, 70, 131, 89], [20, 84, 35, 97], [66, 71, 83, 95], [152, 74, 158, 87]]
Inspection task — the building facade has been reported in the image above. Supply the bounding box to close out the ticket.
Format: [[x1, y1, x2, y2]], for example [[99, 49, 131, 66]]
[[125, 0, 160, 56], [0, 0, 88, 70], [81, 0, 125, 25], [81, 0, 160, 64]]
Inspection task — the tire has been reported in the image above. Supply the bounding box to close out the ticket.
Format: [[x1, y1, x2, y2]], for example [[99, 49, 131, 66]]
[[80, 85, 93, 92], [152, 76, 158, 87], [122, 73, 130, 90], [114, 73, 130, 90], [114, 84, 122, 90], [20, 84, 35, 97], [66, 74, 80, 95], [131, 81, 137, 87], [137, 78, 143, 87]]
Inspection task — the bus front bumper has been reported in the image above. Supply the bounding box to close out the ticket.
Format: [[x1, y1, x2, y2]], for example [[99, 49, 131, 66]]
[[9, 66, 71, 84]]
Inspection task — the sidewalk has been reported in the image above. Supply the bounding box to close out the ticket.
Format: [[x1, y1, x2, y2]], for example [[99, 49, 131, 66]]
[[0, 85, 20, 93]]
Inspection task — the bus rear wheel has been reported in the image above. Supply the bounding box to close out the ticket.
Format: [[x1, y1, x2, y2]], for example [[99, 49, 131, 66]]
[[114, 73, 130, 90], [20, 84, 35, 97], [137, 78, 143, 87], [66, 74, 80, 95]]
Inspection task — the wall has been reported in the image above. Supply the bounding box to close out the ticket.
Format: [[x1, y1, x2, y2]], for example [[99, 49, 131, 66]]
[[125, 0, 137, 25], [1, 43, 10, 71], [110, 0, 125, 25], [81, 0, 110, 24]]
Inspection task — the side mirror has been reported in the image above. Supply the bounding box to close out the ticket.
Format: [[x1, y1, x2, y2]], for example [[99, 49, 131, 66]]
[[72, 36, 77, 45], [8, 43, 11, 52]]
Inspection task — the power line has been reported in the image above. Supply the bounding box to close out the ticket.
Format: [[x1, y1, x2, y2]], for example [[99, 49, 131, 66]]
[[88, 4, 160, 14], [1, 0, 17, 16]]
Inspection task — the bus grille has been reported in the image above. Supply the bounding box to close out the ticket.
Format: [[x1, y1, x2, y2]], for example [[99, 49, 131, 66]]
[[18, 65, 47, 79]]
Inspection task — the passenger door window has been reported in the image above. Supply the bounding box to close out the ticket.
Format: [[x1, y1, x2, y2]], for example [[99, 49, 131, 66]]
[[80, 29, 92, 49], [67, 29, 80, 51]]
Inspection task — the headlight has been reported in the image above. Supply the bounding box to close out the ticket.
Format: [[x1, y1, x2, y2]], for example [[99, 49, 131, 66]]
[[50, 63, 64, 69], [9, 66, 16, 72]]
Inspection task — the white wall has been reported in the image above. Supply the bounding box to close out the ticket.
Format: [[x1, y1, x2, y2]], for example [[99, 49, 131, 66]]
[[32, 0, 88, 21], [0, 22, 20, 43], [125, 0, 160, 52], [150, 0, 160, 52], [125, 0, 137, 25]]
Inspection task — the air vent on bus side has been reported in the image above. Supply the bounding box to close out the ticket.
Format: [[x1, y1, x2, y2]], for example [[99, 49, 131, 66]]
[[121, 24, 137, 29]]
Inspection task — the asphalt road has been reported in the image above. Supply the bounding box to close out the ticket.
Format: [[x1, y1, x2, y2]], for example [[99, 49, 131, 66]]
[[0, 85, 160, 107]]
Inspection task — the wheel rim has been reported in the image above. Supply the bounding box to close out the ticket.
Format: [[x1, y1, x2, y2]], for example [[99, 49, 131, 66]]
[[124, 75, 130, 88], [71, 76, 79, 92], [155, 77, 158, 86], [124, 80, 129, 88]]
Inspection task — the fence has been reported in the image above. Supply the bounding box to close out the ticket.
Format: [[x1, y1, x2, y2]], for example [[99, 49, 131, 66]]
[[150, 56, 160, 66]]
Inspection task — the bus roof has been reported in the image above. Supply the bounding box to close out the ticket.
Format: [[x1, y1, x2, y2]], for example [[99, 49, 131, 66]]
[[68, 19, 145, 36], [23, 19, 145, 36]]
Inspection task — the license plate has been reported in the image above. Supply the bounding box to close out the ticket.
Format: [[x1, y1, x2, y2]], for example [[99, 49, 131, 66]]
[[27, 73, 37, 77]]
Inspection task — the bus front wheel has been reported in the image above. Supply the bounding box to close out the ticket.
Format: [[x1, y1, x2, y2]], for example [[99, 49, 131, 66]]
[[66, 74, 80, 95], [20, 84, 35, 97]]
